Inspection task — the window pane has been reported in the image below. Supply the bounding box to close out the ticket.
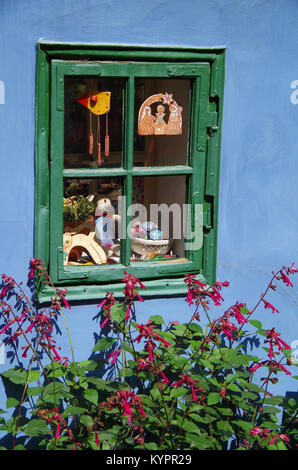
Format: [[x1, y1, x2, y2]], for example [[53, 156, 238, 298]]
[[63, 178, 122, 265], [134, 79, 191, 167], [64, 77, 124, 169], [130, 175, 189, 263]]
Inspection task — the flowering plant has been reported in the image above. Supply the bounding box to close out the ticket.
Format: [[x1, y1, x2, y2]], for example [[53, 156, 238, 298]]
[[0, 261, 297, 450]]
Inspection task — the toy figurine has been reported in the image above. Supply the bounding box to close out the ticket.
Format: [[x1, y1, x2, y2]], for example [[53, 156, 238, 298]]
[[95, 197, 120, 259], [77, 91, 111, 165], [138, 92, 183, 136]]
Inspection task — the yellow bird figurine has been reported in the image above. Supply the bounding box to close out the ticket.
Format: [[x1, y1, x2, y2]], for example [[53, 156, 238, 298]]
[[77, 91, 111, 165]]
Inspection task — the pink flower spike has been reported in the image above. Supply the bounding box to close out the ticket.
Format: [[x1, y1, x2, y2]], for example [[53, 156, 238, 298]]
[[250, 426, 263, 436], [249, 362, 265, 373], [190, 384, 197, 403], [0, 320, 15, 334], [106, 349, 120, 364], [138, 402, 146, 418], [147, 342, 154, 362], [55, 423, 60, 440], [94, 426, 99, 447], [17, 311, 27, 323], [100, 316, 110, 329], [277, 362, 292, 375], [50, 345, 62, 361], [62, 296, 71, 309], [97, 298, 107, 308], [262, 298, 279, 314], [0, 286, 8, 298], [25, 320, 36, 334], [125, 306, 130, 322], [281, 271, 293, 287], [159, 369, 169, 384]]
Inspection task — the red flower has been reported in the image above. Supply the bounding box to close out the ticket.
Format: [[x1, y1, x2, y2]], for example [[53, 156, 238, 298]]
[[56, 288, 71, 309], [106, 349, 120, 365], [122, 271, 146, 301], [98, 291, 116, 329], [125, 306, 130, 322], [28, 258, 41, 279], [262, 297, 279, 314], [280, 270, 293, 287], [265, 328, 291, 359], [250, 426, 263, 436]]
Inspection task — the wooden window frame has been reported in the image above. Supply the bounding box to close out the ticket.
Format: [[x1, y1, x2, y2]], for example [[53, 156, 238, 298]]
[[35, 42, 225, 302]]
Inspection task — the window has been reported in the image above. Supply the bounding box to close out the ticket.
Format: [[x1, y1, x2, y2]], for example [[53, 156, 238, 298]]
[[35, 43, 225, 302]]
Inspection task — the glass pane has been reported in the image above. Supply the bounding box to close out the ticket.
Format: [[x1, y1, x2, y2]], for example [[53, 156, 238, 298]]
[[63, 178, 122, 265], [134, 79, 191, 167], [130, 175, 189, 263], [64, 77, 124, 169]]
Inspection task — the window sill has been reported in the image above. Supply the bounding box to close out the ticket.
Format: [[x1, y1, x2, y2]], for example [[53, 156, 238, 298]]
[[36, 274, 207, 305]]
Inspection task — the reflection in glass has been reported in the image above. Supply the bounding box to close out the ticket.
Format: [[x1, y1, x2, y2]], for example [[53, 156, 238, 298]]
[[130, 175, 189, 263], [134, 79, 191, 167], [64, 77, 124, 169], [63, 178, 122, 266]]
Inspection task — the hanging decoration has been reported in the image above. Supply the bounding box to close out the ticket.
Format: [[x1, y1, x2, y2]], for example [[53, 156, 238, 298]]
[[77, 91, 111, 165], [138, 92, 183, 136]]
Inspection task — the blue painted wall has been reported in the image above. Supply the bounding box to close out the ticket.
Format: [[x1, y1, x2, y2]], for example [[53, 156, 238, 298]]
[[0, 0, 298, 433]]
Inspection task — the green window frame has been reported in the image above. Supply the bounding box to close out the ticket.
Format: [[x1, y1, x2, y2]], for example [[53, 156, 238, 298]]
[[35, 42, 225, 302]]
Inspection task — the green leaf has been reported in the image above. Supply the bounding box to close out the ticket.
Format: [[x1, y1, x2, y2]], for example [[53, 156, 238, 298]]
[[45, 362, 67, 378], [14, 444, 26, 450], [43, 381, 70, 396], [110, 304, 126, 323], [79, 360, 103, 371], [6, 397, 19, 409], [232, 420, 251, 433], [216, 407, 233, 416], [63, 406, 87, 417], [149, 315, 164, 325], [121, 341, 133, 354], [1, 368, 27, 385], [262, 406, 281, 415], [239, 306, 250, 315], [80, 414, 94, 427], [83, 388, 98, 406], [27, 386, 44, 397], [241, 391, 258, 400], [207, 393, 221, 405], [185, 432, 212, 449], [28, 370, 41, 383], [227, 383, 242, 393], [145, 442, 159, 450], [170, 386, 188, 399], [189, 323, 203, 334], [249, 320, 262, 329], [217, 420, 234, 436], [92, 337, 116, 352], [23, 419, 51, 437], [276, 441, 287, 450], [182, 420, 201, 434]]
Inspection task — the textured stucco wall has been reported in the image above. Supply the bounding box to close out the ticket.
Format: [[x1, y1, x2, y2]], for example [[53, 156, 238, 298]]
[[0, 0, 297, 429]]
